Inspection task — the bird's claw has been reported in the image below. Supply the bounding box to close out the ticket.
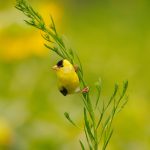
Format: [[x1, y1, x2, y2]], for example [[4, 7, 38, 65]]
[[74, 65, 79, 72], [82, 87, 89, 93]]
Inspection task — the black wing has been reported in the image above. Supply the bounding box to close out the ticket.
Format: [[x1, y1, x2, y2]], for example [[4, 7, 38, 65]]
[[59, 87, 68, 96]]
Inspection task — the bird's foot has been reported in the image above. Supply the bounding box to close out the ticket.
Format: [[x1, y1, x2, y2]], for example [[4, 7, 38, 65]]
[[74, 65, 79, 72], [82, 87, 89, 93]]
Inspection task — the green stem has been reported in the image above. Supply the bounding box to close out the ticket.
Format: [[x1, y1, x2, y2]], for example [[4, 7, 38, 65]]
[[15, 1, 128, 150], [86, 94, 98, 150]]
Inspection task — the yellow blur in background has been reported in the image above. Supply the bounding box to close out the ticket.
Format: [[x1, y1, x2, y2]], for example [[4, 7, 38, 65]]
[[0, 118, 12, 147], [0, 0, 150, 150]]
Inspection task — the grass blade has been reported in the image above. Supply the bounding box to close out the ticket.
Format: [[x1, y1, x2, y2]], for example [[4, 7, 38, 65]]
[[79, 140, 85, 150], [95, 78, 102, 109], [102, 129, 113, 150], [84, 108, 95, 143], [64, 112, 78, 127]]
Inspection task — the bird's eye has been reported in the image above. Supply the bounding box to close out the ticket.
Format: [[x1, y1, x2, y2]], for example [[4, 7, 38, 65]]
[[57, 60, 63, 67]]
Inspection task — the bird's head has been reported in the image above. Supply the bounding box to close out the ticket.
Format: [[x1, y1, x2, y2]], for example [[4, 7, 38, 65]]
[[52, 59, 74, 74]]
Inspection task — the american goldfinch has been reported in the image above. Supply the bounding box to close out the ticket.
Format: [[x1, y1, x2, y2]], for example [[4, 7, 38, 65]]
[[52, 59, 89, 96]]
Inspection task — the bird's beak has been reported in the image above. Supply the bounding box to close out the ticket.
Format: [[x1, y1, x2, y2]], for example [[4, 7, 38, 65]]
[[52, 65, 58, 71]]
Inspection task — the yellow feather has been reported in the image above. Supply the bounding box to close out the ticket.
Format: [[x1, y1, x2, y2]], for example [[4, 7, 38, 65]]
[[53, 59, 80, 95]]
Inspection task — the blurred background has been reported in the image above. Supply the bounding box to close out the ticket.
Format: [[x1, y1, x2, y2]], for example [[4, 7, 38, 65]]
[[0, 0, 150, 149]]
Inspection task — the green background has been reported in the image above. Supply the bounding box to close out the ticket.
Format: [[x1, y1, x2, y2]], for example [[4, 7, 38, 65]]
[[0, 0, 150, 149]]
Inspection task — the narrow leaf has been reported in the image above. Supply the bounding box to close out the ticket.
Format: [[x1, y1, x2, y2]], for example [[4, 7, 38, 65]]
[[120, 80, 128, 99], [50, 15, 57, 35], [115, 80, 128, 110], [84, 108, 95, 142], [79, 140, 85, 150], [64, 112, 78, 127], [102, 129, 113, 150], [105, 83, 118, 110], [95, 78, 102, 109], [97, 100, 105, 129], [84, 126, 93, 150], [116, 96, 128, 114]]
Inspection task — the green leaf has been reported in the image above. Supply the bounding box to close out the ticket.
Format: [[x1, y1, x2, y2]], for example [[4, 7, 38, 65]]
[[50, 15, 57, 35], [41, 34, 52, 42], [95, 78, 102, 109], [105, 83, 118, 110], [121, 80, 128, 99], [117, 96, 128, 114], [84, 108, 95, 143], [75, 52, 83, 77], [102, 129, 113, 150], [115, 80, 128, 111], [24, 20, 35, 26], [84, 126, 93, 150], [79, 140, 85, 150], [64, 112, 78, 127], [68, 48, 74, 60], [96, 109, 104, 129]]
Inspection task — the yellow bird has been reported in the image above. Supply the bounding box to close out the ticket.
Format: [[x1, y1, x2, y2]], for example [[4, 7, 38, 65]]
[[52, 59, 88, 96]]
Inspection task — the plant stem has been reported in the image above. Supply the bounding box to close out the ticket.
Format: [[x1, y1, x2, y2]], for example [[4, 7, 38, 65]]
[[15, 1, 128, 150]]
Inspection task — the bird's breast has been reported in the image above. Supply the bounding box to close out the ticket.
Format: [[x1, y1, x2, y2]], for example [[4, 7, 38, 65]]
[[57, 71, 79, 94]]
